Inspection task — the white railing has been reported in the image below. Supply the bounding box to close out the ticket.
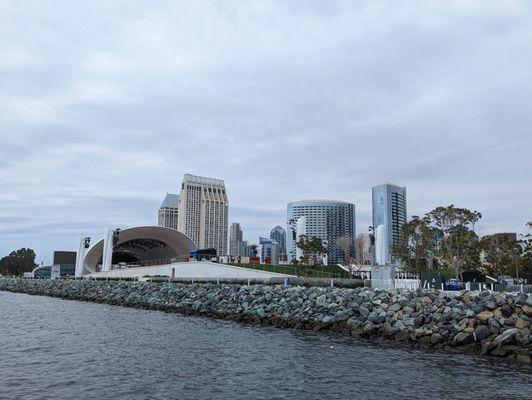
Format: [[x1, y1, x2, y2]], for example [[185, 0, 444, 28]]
[[370, 279, 420, 290]]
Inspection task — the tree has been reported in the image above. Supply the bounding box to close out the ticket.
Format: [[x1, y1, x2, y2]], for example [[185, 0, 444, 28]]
[[427, 205, 482, 279], [518, 221, 532, 280], [0, 248, 38, 276], [480, 234, 519, 278], [393, 215, 435, 274], [249, 244, 258, 257], [335, 235, 355, 266], [296, 235, 327, 266]]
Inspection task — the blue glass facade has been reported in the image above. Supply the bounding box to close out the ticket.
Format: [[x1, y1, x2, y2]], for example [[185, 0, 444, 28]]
[[269, 226, 286, 254], [32, 264, 76, 279], [372, 183, 407, 263]]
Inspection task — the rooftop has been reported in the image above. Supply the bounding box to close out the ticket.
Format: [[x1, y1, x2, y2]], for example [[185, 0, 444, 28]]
[[183, 173, 225, 186], [289, 199, 352, 205], [160, 193, 179, 208]]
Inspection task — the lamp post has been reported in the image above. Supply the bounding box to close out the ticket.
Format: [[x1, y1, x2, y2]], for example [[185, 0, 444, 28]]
[[368, 225, 376, 265]]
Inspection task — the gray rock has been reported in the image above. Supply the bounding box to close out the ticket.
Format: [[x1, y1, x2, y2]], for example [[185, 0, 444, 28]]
[[397, 296, 409, 305], [359, 306, 369, 316], [454, 332, 475, 346], [474, 325, 492, 341], [500, 304, 512, 318], [316, 294, 327, 306], [493, 328, 520, 345], [388, 303, 401, 312]]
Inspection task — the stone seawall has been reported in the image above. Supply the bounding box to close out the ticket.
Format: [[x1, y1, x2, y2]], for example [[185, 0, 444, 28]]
[[1, 278, 531, 365]]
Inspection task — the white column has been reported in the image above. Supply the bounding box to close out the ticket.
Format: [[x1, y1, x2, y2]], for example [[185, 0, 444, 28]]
[[102, 228, 113, 272], [375, 224, 388, 265], [257, 244, 263, 263], [75, 236, 88, 277], [295, 217, 307, 262]]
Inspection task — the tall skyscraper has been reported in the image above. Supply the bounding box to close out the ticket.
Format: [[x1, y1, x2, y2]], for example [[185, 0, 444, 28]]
[[372, 183, 407, 264], [158, 193, 179, 230], [270, 226, 286, 255], [229, 222, 245, 257], [287, 199, 356, 265], [177, 174, 229, 255]]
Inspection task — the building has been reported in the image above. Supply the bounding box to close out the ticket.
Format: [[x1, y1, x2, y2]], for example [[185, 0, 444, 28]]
[[177, 174, 229, 255], [259, 237, 280, 265], [372, 183, 407, 264], [287, 199, 356, 265], [77, 225, 291, 280], [158, 193, 179, 230], [270, 226, 286, 257], [32, 251, 77, 278], [229, 222, 245, 257], [82, 226, 196, 273]]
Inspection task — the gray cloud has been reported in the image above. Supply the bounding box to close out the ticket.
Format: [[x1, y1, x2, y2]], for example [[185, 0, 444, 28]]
[[1, 0, 531, 263]]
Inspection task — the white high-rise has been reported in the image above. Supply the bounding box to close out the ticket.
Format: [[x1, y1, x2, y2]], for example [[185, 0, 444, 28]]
[[287, 199, 356, 265], [177, 174, 229, 255], [158, 193, 179, 230]]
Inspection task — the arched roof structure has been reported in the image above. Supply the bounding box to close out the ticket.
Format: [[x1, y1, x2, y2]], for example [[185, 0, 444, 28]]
[[83, 226, 196, 274]]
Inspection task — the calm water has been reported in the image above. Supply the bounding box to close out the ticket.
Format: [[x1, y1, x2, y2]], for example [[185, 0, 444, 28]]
[[1, 291, 531, 400]]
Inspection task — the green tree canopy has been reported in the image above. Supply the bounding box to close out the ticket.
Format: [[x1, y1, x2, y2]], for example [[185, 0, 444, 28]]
[[480, 234, 519, 278], [427, 205, 482, 278], [393, 215, 435, 274], [0, 248, 38, 276], [296, 235, 327, 265], [519, 221, 532, 279]]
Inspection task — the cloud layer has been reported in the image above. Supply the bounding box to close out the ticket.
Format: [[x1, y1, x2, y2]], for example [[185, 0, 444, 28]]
[[1, 1, 531, 263]]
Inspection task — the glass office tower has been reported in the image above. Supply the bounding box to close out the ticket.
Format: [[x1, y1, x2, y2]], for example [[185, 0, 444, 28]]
[[372, 183, 407, 264]]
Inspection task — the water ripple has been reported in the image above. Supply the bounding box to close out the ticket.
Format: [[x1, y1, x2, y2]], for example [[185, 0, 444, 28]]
[[0, 291, 530, 400]]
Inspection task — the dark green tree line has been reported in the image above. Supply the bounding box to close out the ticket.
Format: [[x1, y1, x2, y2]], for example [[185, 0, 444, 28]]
[[0, 248, 37, 276]]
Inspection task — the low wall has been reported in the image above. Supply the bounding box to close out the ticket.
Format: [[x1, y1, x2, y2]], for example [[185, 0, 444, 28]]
[[88, 261, 294, 280], [1, 278, 531, 365]]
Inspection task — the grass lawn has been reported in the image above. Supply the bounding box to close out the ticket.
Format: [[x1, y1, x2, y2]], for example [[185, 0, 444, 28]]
[[229, 263, 350, 278]]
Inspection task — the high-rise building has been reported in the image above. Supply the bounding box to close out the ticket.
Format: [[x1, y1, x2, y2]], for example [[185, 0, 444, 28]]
[[287, 199, 356, 265], [158, 193, 179, 230], [372, 183, 407, 264], [241, 240, 252, 257], [270, 226, 286, 255], [229, 222, 245, 257], [177, 174, 229, 255]]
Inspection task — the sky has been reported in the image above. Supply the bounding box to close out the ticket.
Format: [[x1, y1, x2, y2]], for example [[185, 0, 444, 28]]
[[1, 0, 531, 264]]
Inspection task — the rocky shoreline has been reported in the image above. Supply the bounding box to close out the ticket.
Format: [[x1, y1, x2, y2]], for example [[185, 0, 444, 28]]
[[1, 278, 531, 365]]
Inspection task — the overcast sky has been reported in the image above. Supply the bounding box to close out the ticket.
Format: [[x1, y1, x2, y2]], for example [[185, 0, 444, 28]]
[[1, 0, 531, 264]]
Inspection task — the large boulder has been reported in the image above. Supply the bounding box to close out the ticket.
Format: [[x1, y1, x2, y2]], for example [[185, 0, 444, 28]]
[[522, 305, 532, 317], [474, 325, 492, 341], [477, 311, 494, 322], [493, 328, 520, 345], [454, 332, 475, 346]]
